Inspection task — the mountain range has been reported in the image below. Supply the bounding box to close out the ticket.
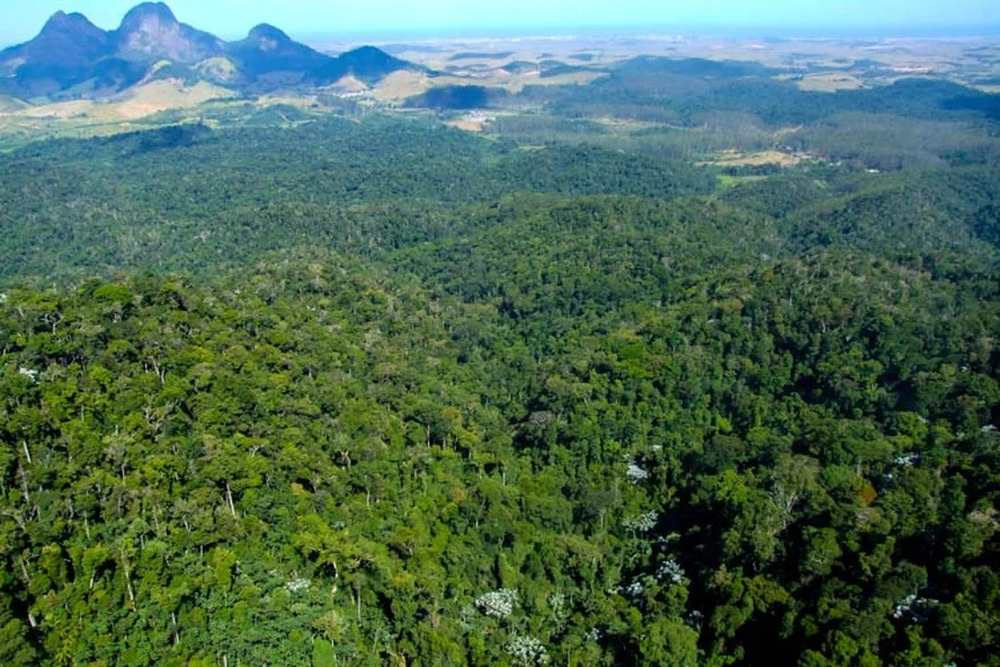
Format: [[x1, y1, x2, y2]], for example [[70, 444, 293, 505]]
[[0, 2, 416, 100]]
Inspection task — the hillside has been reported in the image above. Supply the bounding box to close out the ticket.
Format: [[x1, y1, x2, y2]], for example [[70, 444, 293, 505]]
[[0, 110, 998, 665], [0, 17, 999, 666]]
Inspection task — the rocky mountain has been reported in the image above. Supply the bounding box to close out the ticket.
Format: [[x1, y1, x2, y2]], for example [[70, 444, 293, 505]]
[[6, 11, 110, 68], [0, 11, 118, 97], [230, 24, 331, 78], [0, 2, 416, 100], [114, 2, 224, 63]]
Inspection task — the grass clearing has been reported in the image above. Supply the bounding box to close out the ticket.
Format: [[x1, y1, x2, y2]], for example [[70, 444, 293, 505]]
[[697, 150, 800, 167], [795, 73, 866, 92], [110, 79, 238, 119]]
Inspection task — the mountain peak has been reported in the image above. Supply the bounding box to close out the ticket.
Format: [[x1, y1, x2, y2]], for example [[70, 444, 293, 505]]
[[115, 2, 223, 64], [247, 24, 291, 43], [119, 2, 179, 31], [43, 10, 69, 26], [8, 9, 110, 72], [40, 10, 105, 37]]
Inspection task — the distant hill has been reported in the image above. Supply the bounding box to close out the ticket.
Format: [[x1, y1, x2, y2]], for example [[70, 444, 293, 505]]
[[0, 2, 417, 100], [319, 46, 416, 87], [616, 56, 778, 79], [543, 56, 1000, 135]]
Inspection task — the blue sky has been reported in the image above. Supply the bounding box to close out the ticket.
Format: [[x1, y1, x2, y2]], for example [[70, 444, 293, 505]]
[[2, 0, 999, 45]]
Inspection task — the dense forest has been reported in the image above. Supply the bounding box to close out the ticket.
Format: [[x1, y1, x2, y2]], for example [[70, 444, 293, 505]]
[[1, 81, 999, 666]]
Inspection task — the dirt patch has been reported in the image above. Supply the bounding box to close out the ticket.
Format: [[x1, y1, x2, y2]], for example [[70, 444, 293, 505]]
[[449, 118, 487, 132]]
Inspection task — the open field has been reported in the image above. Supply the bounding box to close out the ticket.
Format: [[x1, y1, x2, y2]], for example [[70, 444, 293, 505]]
[[792, 72, 866, 91], [0, 78, 240, 147], [696, 149, 802, 167]]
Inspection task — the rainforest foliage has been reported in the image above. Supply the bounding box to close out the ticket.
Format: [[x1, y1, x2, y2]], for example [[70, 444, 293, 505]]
[[0, 101, 998, 667]]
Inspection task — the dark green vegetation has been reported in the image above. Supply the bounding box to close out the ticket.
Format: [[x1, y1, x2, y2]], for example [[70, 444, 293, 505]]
[[407, 85, 508, 111], [1, 83, 999, 667], [476, 58, 1000, 171], [0, 116, 712, 280]]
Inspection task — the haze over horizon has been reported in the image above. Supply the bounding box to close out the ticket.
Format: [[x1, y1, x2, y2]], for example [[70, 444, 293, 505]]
[[1, 0, 999, 47]]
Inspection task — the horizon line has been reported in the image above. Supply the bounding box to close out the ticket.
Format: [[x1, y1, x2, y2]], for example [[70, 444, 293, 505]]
[[3, 19, 999, 50]]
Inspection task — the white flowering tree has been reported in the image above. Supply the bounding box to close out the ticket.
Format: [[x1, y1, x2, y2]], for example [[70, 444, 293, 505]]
[[475, 588, 518, 619], [506, 635, 550, 666]]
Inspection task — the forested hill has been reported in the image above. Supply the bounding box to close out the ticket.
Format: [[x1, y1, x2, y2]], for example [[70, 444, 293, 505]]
[[544, 59, 1000, 125], [0, 117, 715, 281], [495, 64, 1000, 171], [0, 114, 998, 665], [0, 115, 997, 281]]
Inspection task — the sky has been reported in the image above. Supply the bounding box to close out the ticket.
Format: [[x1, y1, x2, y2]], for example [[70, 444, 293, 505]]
[[2, 0, 999, 46]]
